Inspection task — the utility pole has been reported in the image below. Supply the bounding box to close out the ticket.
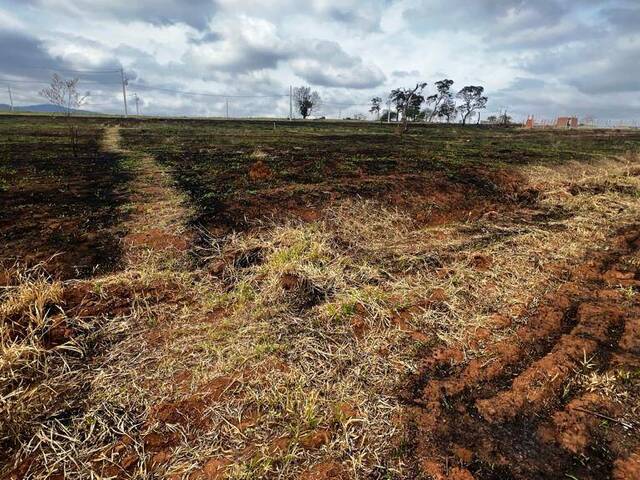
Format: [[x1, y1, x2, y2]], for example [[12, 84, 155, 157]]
[[120, 67, 128, 118], [225, 98, 229, 119], [134, 93, 140, 116], [7, 85, 13, 112], [289, 85, 293, 120], [387, 99, 391, 123]]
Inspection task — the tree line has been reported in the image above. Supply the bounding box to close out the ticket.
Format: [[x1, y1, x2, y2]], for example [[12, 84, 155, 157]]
[[36, 72, 490, 126], [293, 81, 488, 125], [370, 80, 488, 125]]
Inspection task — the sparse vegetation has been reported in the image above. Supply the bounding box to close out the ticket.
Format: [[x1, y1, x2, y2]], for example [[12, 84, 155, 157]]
[[1, 116, 640, 479]]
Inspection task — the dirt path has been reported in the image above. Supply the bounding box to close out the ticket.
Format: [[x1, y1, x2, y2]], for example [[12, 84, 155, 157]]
[[406, 225, 640, 479], [102, 126, 194, 260]]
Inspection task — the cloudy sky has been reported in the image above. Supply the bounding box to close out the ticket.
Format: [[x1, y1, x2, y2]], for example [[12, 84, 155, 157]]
[[1, 0, 639, 122]]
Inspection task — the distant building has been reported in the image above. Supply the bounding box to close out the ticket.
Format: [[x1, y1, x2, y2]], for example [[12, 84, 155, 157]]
[[556, 117, 578, 128], [525, 115, 534, 128]]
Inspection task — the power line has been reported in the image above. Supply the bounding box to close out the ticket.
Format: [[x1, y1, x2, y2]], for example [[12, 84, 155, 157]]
[[130, 83, 289, 98]]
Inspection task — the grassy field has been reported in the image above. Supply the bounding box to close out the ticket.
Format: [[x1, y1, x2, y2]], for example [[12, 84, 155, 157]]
[[1, 115, 640, 479]]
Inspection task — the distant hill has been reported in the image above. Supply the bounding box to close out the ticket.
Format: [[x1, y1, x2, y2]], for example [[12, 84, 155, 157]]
[[0, 104, 99, 115]]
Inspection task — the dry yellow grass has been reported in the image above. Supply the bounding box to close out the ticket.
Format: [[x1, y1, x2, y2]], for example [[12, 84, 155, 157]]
[[2, 150, 640, 478]]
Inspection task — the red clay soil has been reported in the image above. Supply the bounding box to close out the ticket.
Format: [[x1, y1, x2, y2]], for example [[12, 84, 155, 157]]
[[91, 375, 243, 479], [248, 159, 273, 181], [298, 462, 348, 480], [195, 165, 536, 235], [404, 225, 640, 479]]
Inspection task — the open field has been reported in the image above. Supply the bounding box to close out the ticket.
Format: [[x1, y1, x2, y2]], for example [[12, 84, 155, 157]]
[[2, 116, 640, 479]]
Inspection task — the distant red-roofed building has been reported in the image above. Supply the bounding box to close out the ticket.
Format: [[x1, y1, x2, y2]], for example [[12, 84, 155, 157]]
[[556, 117, 578, 128]]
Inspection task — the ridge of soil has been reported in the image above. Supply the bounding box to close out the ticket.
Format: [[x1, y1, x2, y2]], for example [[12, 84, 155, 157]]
[[405, 225, 640, 480]]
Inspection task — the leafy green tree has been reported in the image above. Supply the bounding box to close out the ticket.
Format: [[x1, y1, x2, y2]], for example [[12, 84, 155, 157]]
[[369, 96, 382, 119], [426, 79, 454, 122], [456, 85, 488, 124], [437, 99, 457, 123], [390, 83, 427, 123]]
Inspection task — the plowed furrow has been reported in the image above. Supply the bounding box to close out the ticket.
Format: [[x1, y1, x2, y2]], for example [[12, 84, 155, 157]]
[[476, 304, 626, 423], [420, 300, 576, 400], [407, 226, 640, 480]]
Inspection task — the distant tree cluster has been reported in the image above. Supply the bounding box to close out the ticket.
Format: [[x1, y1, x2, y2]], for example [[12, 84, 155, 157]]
[[486, 111, 513, 125], [271, 82, 488, 126], [375, 80, 488, 125]]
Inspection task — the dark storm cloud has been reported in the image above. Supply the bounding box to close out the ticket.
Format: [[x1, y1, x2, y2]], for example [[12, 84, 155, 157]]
[[524, 39, 640, 95], [568, 50, 640, 95], [0, 30, 88, 81], [183, 35, 385, 89], [301, 40, 361, 69], [226, 49, 290, 73], [404, 0, 565, 32], [500, 77, 547, 91], [183, 42, 292, 74], [14, 0, 217, 30], [293, 62, 385, 89], [401, 0, 640, 113]]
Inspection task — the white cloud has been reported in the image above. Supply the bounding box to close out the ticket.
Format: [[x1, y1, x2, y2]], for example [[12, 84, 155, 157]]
[[1, 0, 638, 120]]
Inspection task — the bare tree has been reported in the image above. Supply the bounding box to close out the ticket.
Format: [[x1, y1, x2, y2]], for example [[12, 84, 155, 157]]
[[426, 79, 454, 122], [293, 86, 321, 119], [369, 96, 382, 120], [39, 74, 90, 156], [40, 74, 89, 116], [456, 85, 487, 125], [499, 109, 512, 125]]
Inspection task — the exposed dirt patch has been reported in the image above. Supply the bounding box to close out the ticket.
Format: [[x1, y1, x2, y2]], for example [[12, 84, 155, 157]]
[[405, 225, 640, 480], [248, 159, 273, 181], [299, 462, 348, 480], [102, 126, 194, 261], [4, 118, 640, 480]]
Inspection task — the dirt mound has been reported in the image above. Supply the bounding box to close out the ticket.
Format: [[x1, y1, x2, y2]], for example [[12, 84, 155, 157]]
[[249, 159, 273, 181], [404, 225, 640, 479]]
